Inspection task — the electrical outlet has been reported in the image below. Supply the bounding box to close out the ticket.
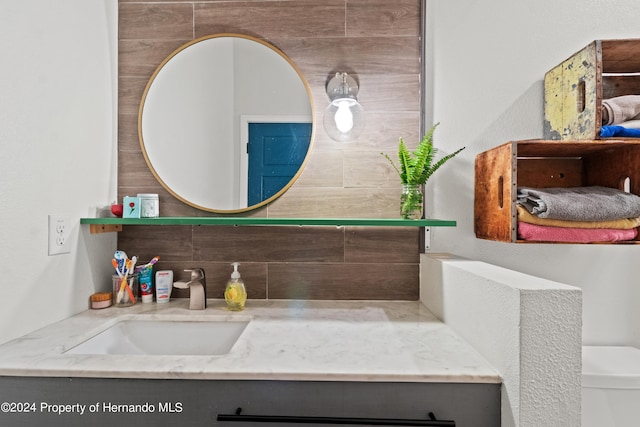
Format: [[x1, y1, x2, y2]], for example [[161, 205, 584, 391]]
[[48, 215, 71, 256]]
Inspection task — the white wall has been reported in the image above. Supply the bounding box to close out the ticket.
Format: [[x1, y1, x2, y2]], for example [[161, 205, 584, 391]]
[[0, 1, 117, 345], [425, 0, 640, 347]]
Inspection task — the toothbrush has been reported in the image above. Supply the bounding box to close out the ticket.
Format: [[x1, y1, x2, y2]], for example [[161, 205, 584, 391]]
[[112, 259, 123, 278], [134, 256, 159, 274], [123, 256, 138, 304], [129, 255, 138, 274], [114, 250, 127, 276], [117, 258, 133, 304], [124, 279, 136, 304]]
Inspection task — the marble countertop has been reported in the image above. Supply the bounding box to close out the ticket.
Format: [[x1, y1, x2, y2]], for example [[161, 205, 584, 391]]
[[0, 300, 500, 383]]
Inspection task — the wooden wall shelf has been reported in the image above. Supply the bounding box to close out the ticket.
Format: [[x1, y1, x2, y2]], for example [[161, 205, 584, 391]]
[[475, 139, 640, 243], [544, 38, 640, 140]]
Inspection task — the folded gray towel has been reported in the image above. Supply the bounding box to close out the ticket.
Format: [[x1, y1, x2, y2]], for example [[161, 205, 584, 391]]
[[517, 186, 640, 221]]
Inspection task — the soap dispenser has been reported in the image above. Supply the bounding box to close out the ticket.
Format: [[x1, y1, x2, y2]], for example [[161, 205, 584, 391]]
[[224, 262, 247, 311]]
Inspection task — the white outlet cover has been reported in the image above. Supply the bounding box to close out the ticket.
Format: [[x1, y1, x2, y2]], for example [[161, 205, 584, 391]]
[[48, 215, 72, 256]]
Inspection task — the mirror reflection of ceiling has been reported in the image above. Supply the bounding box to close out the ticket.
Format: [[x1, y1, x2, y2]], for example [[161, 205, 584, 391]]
[[139, 34, 314, 213]]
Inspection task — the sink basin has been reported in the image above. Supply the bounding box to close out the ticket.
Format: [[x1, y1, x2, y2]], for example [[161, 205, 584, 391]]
[[65, 319, 249, 356]]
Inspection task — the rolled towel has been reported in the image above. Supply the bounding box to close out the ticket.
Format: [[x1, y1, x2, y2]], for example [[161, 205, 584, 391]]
[[517, 186, 640, 221], [601, 125, 640, 138], [516, 204, 640, 229], [617, 119, 640, 130], [518, 222, 638, 243], [602, 95, 640, 125]]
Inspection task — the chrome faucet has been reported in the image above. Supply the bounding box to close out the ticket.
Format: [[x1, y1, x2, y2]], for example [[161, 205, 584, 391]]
[[173, 268, 207, 310]]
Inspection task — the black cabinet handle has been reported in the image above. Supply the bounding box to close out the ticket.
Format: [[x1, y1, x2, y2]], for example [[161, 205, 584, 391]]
[[217, 408, 455, 426]]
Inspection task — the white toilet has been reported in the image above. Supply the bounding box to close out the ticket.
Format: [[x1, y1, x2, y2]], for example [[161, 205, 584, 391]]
[[582, 346, 640, 427]]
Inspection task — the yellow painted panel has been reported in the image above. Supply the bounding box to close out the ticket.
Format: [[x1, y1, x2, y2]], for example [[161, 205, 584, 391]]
[[544, 64, 564, 139], [544, 41, 599, 140], [562, 42, 598, 139]]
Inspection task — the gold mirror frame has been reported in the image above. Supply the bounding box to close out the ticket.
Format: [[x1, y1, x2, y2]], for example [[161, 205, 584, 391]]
[[138, 33, 315, 214]]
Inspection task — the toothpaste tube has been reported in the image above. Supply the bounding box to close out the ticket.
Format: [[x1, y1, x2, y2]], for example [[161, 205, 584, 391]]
[[139, 264, 154, 303]]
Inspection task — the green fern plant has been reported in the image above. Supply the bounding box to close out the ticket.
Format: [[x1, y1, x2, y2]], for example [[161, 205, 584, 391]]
[[382, 123, 465, 219], [382, 123, 465, 185]]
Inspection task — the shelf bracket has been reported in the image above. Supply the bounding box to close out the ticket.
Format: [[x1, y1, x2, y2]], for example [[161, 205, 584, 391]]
[[89, 224, 123, 234], [424, 227, 431, 252]]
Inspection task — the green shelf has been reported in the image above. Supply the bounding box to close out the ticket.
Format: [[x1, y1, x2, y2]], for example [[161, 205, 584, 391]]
[[81, 216, 456, 231]]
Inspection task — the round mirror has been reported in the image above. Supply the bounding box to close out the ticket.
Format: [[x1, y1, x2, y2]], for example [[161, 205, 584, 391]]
[[139, 34, 314, 213]]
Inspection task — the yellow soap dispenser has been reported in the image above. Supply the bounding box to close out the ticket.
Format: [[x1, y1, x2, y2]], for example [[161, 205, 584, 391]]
[[224, 262, 247, 311]]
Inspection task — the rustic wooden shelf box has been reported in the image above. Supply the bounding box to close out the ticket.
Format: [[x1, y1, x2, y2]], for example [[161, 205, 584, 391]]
[[544, 38, 640, 140], [474, 139, 640, 243]]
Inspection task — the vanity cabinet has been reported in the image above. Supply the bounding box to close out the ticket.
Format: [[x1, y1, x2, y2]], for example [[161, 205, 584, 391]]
[[544, 38, 640, 140], [474, 139, 640, 243], [0, 377, 500, 427]]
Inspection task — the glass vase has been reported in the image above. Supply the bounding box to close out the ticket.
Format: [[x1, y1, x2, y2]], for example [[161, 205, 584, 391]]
[[400, 184, 424, 220]]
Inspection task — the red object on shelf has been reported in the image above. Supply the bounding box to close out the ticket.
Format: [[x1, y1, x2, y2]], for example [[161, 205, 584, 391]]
[[111, 203, 124, 218]]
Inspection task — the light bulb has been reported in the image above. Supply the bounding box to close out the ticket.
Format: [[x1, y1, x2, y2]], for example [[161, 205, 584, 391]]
[[323, 98, 365, 142], [334, 100, 354, 133], [323, 73, 365, 142]]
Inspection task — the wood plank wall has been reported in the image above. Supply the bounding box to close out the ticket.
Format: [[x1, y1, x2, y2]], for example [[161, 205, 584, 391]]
[[117, 0, 423, 300]]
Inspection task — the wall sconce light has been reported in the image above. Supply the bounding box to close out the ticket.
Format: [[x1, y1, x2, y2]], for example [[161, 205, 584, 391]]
[[323, 72, 365, 142]]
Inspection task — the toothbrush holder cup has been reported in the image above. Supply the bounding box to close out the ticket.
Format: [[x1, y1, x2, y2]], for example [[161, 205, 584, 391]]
[[112, 273, 139, 307]]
